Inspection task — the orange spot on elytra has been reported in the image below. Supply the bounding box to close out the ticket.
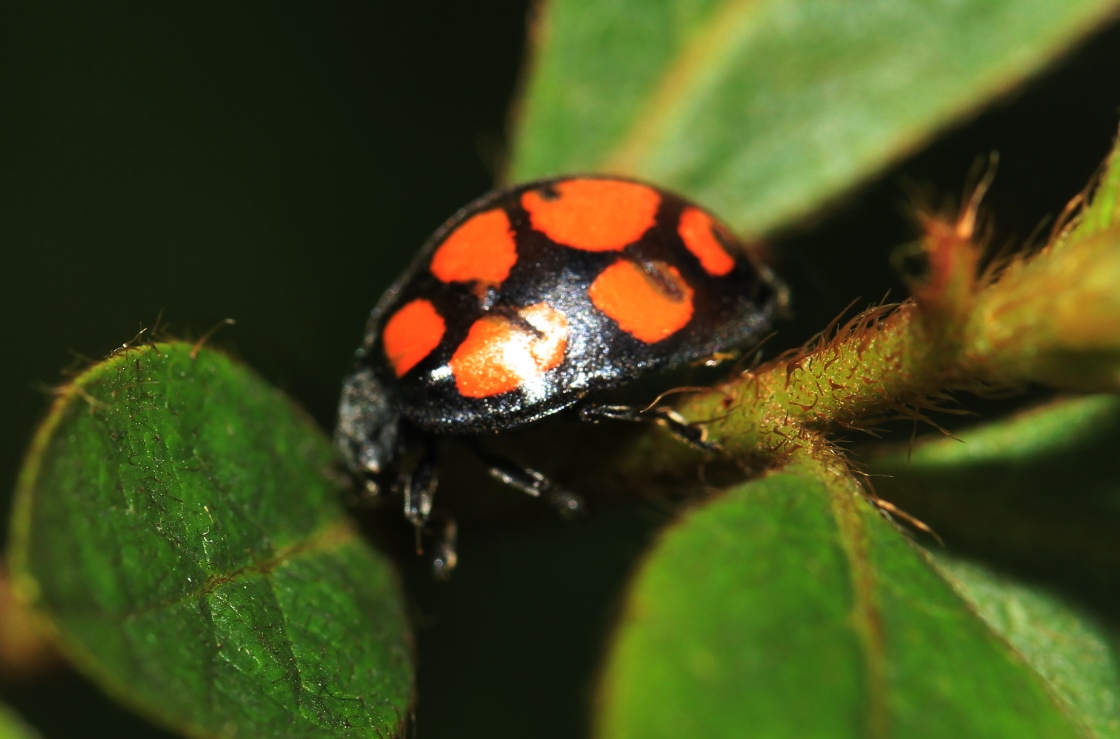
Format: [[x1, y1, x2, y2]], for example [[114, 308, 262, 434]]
[[678, 207, 735, 276], [522, 179, 660, 252], [450, 303, 569, 398], [382, 299, 446, 377], [589, 259, 694, 343], [430, 208, 518, 286]]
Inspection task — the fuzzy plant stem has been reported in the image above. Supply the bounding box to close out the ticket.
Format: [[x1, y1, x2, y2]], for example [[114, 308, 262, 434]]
[[624, 152, 1120, 485]]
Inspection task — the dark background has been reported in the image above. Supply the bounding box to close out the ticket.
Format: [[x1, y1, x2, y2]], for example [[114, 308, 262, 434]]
[[2, 3, 1120, 737]]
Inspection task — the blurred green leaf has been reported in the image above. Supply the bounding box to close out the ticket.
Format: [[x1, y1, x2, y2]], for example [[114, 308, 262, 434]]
[[931, 554, 1120, 737], [510, 0, 1120, 236], [597, 470, 1088, 738], [0, 704, 39, 739], [867, 394, 1120, 505], [863, 395, 1120, 568], [9, 343, 412, 738]]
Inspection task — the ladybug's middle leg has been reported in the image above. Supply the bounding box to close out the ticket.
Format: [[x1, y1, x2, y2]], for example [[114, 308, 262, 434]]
[[398, 444, 461, 577], [401, 442, 438, 529], [468, 444, 584, 517], [578, 403, 722, 452]]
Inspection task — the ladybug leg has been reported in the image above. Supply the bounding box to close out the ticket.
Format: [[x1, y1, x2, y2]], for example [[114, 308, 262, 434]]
[[398, 446, 462, 577], [401, 444, 438, 529], [471, 446, 584, 517], [427, 508, 459, 579], [578, 404, 722, 452]]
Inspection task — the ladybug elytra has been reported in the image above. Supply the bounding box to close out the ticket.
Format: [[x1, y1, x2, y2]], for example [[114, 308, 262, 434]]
[[336, 176, 784, 573]]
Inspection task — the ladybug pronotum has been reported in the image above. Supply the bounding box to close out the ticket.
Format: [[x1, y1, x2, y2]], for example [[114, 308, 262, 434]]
[[336, 176, 784, 573]]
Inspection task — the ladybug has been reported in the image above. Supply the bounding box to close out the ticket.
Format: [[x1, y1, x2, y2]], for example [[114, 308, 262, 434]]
[[336, 176, 784, 573]]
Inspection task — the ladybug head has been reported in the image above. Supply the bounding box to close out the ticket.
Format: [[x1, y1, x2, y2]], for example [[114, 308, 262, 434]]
[[335, 366, 402, 484]]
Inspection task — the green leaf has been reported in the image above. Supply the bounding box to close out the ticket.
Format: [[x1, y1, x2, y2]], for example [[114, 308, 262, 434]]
[[862, 395, 1120, 567], [0, 704, 39, 739], [597, 470, 1086, 738], [9, 343, 412, 738], [861, 397, 1120, 734], [867, 394, 1120, 505], [510, 0, 1120, 236], [931, 554, 1120, 738]]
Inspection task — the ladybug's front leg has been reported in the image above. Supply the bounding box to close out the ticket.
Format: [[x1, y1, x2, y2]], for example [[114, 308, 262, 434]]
[[578, 404, 722, 452], [401, 443, 438, 529], [399, 446, 461, 577]]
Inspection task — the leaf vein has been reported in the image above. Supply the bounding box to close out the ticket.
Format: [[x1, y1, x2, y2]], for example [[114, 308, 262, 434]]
[[603, 0, 764, 173]]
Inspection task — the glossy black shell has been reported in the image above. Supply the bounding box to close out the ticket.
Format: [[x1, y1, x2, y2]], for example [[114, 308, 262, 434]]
[[355, 176, 784, 436]]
